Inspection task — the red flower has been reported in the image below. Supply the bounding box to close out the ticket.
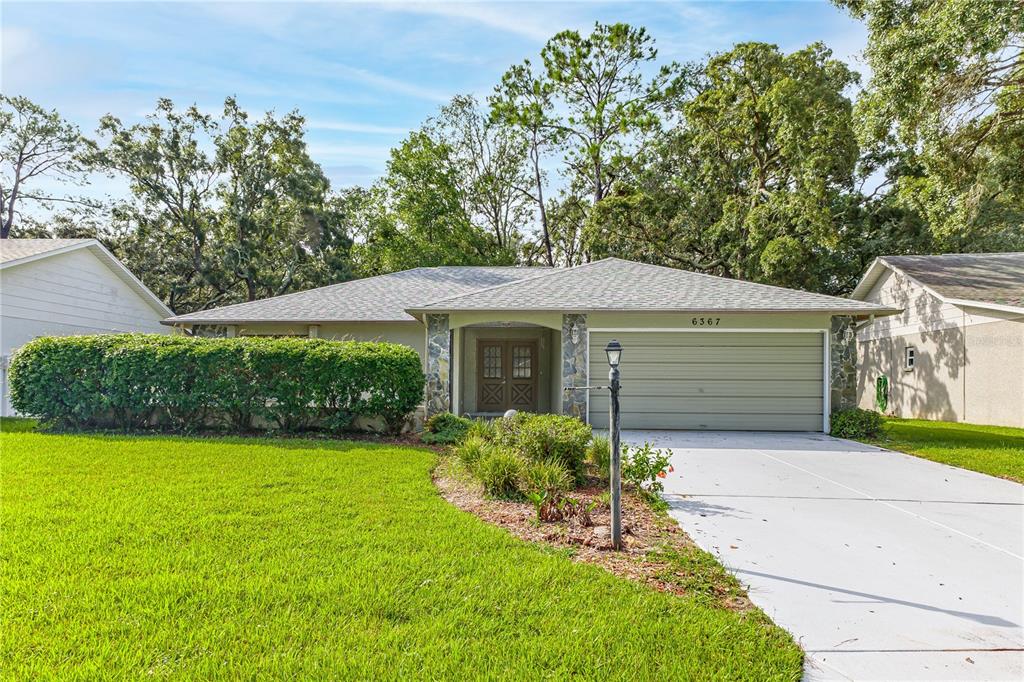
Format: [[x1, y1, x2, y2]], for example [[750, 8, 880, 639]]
[[657, 470, 667, 478]]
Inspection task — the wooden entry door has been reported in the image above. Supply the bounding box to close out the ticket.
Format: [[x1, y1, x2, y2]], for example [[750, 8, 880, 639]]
[[476, 339, 538, 413]]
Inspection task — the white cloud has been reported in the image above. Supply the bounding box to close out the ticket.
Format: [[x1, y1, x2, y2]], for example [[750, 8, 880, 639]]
[[383, 1, 563, 42], [327, 62, 450, 103], [307, 120, 413, 135]]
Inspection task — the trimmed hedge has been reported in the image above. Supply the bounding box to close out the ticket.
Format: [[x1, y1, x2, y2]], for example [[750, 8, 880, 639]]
[[9, 334, 425, 434]]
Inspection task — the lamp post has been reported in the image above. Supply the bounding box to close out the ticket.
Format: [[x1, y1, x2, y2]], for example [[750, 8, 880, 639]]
[[605, 339, 623, 551]]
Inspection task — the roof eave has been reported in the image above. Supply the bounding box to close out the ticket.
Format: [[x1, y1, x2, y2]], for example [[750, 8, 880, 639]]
[[944, 299, 1024, 315], [850, 257, 888, 300], [161, 317, 420, 326], [405, 305, 902, 316]]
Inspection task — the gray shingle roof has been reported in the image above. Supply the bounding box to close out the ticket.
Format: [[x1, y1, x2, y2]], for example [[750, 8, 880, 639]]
[[0, 238, 94, 265], [164, 266, 553, 324], [879, 253, 1024, 309], [412, 258, 899, 314]]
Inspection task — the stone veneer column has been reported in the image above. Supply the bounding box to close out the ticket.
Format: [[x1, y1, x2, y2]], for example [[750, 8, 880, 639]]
[[561, 313, 588, 419], [425, 314, 451, 417], [830, 315, 857, 412]]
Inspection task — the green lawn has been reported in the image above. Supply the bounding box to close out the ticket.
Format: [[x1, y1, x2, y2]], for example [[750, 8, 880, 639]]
[[0, 426, 801, 679], [867, 418, 1024, 483]]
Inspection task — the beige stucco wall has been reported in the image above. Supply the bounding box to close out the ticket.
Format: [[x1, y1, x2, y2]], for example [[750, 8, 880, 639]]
[[587, 311, 834, 330], [963, 318, 1024, 428], [449, 311, 561, 330], [858, 326, 966, 422], [856, 269, 1024, 428]]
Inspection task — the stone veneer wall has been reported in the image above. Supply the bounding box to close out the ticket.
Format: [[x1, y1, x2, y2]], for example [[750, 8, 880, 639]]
[[561, 313, 588, 419], [424, 313, 451, 417], [830, 315, 857, 412]]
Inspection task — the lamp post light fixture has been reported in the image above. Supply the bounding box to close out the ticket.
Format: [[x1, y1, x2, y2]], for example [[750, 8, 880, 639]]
[[605, 339, 623, 551]]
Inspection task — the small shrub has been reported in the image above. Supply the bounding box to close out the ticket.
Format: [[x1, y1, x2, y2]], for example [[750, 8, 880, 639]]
[[622, 441, 673, 495], [492, 410, 530, 446], [495, 413, 591, 481], [518, 459, 572, 497], [453, 435, 489, 470], [587, 436, 611, 480], [831, 408, 884, 439], [476, 448, 525, 499], [466, 417, 496, 442], [422, 412, 473, 445]]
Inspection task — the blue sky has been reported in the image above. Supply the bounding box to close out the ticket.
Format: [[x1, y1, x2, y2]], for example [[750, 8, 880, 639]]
[[3, 1, 868, 194]]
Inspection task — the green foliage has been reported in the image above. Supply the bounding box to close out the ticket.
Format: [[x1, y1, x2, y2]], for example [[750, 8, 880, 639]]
[[520, 458, 574, 524], [0, 95, 94, 239], [589, 41, 873, 294], [622, 441, 673, 495], [494, 412, 592, 481], [94, 97, 354, 313], [875, 375, 889, 413], [8, 334, 424, 434], [466, 417, 496, 442], [0, 418, 38, 433], [475, 447, 525, 499], [422, 412, 474, 445], [518, 458, 572, 497], [837, 0, 1024, 252], [353, 131, 502, 276], [830, 408, 884, 439], [452, 435, 490, 470], [587, 436, 611, 480]]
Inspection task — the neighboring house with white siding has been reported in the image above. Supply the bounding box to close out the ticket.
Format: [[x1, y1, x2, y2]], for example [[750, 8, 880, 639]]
[[851, 253, 1024, 428], [0, 239, 172, 416]]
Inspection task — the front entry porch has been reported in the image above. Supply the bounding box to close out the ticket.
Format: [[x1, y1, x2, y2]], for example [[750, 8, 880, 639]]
[[423, 313, 590, 420], [455, 324, 560, 417]]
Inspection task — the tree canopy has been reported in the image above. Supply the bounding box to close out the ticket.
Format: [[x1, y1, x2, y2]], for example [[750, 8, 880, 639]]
[[8, 14, 1022, 311]]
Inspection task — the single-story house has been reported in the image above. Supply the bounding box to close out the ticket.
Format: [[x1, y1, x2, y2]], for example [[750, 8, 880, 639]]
[[1, 238, 173, 416], [164, 258, 898, 432], [851, 252, 1024, 428]]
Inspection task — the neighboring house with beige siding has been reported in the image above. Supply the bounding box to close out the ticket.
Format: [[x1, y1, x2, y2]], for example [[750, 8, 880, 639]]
[[0, 239, 173, 416], [851, 253, 1024, 428], [165, 258, 898, 433]]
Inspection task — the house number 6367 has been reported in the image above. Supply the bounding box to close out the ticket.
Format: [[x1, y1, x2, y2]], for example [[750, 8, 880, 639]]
[[691, 316, 722, 326]]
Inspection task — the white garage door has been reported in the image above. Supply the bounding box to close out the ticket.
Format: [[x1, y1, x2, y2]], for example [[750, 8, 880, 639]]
[[588, 331, 825, 431]]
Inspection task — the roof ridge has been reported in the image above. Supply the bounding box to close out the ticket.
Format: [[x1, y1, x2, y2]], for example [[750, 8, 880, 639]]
[[598, 257, 865, 304], [171, 269, 416, 318], [416, 258, 612, 308]]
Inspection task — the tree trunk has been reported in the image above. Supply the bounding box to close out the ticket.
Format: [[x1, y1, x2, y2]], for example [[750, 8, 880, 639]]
[[531, 144, 555, 266]]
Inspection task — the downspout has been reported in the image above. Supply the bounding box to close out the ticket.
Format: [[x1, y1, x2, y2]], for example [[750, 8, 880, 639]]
[[962, 309, 967, 423]]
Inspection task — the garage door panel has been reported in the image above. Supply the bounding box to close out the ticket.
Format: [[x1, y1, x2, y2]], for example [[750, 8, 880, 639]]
[[592, 379, 823, 398], [614, 363, 823, 381], [587, 331, 824, 431], [594, 333, 822, 347], [590, 396, 824, 414], [589, 412, 823, 431], [618, 347, 821, 363]]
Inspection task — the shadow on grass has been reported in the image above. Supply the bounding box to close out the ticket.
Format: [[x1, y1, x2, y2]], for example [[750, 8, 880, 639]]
[[2, 422, 431, 454]]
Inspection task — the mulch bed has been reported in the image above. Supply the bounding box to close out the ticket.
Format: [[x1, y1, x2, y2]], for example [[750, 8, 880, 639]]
[[434, 461, 752, 609]]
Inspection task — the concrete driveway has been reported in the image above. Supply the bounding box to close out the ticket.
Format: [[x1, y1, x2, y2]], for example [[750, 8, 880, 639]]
[[624, 430, 1024, 681]]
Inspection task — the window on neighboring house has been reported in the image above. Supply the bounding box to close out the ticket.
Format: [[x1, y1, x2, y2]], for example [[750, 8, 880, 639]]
[[904, 346, 916, 371]]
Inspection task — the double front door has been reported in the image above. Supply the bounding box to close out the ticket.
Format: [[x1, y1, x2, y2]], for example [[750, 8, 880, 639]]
[[477, 339, 538, 413]]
